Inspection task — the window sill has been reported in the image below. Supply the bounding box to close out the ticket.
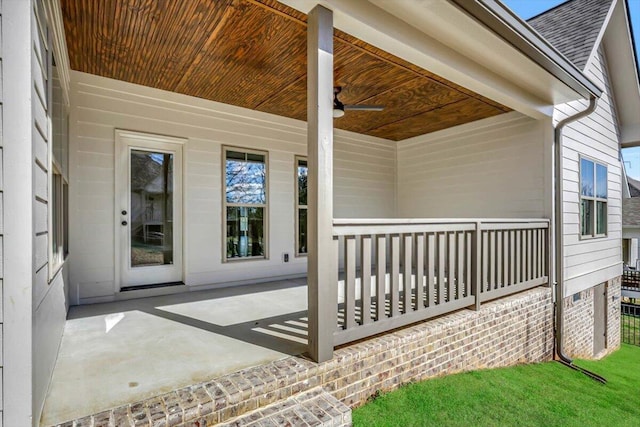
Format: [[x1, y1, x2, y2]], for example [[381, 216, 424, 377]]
[[48, 258, 67, 284], [223, 256, 269, 263], [579, 234, 608, 241]]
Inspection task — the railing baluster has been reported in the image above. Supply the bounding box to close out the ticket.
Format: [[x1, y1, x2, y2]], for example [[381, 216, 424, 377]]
[[427, 233, 435, 307], [531, 230, 540, 279], [466, 232, 472, 298], [515, 230, 521, 284], [438, 232, 446, 304], [415, 233, 425, 309], [538, 228, 544, 278], [496, 230, 502, 290], [457, 231, 464, 300], [447, 232, 455, 302], [509, 230, 515, 286], [403, 233, 413, 312], [523, 229, 528, 281], [391, 234, 400, 317], [376, 234, 386, 321], [502, 230, 508, 288], [361, 235, 372, 325], [473, 222, 481, 310], [482, 231, 489, 292], [345, 235, 356, 330], [489, 231, 496, 291], [543, 228, 547, 277], [528, 229, 533, 281]]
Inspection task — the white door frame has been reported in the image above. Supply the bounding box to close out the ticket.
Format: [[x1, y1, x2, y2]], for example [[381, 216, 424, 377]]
[[115, 129, 186, 291]]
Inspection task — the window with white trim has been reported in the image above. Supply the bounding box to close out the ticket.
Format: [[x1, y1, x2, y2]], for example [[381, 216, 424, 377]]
[[224, 147, 267, 260], [580, 157, 607, 237], [50, 63, 69, 277], [51, 168, 67, 268], [296, 157, 308, 256]]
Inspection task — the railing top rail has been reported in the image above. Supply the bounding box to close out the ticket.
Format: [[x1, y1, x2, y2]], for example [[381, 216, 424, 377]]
[[333, 218, 550, 225], [332, 218, 549, 236]]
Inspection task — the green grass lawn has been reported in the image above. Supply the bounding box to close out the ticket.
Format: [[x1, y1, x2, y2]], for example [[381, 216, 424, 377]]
[[353, 344, 640, 427]]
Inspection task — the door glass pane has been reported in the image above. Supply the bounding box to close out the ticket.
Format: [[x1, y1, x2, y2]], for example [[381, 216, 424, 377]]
[[581, 199, 593, 236], [298, 208, 307, 254], [596, 201, 607, 235], [130, 150, 174, 267], [226, 206, 264, 258], [297, 159, 307, 206]]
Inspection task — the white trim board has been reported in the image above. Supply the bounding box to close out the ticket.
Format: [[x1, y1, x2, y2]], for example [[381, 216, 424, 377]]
[[564, 261, 622, 297], [114, 130, 186, 291]]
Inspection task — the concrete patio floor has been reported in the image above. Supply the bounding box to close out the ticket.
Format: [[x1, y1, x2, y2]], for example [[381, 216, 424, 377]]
[[40, 278, 309, 426]]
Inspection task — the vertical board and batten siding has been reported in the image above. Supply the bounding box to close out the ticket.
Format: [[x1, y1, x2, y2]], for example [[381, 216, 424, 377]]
[[69, 71, 396, 303], [556, 48, 622, 297], [32, 2, 67, 424], [396, 112, 552, 219]]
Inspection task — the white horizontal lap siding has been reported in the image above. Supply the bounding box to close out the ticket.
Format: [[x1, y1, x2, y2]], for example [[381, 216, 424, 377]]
[[558, 48, 622, 297], [334, 132, 395, 218], [70, 72, 396, 302], [396, 112, 550, 219], [33, 1, 51, 424], [32, 3, 68, 424]]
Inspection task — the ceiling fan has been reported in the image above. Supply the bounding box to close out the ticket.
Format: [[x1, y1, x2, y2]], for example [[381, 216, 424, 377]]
[[333, 86, 384, 118]]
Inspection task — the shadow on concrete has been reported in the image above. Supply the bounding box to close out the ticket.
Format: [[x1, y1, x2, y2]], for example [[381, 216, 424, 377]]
[[68, 279, 309, 356]]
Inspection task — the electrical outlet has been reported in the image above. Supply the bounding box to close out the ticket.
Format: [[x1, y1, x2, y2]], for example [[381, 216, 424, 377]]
[[283, 253, 289, 263]]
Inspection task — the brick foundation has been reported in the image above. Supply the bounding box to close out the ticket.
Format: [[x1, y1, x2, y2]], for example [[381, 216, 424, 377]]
[[606, 277, 621, 352], [562, 276, 621, 359], [52, 287, 554, 427]]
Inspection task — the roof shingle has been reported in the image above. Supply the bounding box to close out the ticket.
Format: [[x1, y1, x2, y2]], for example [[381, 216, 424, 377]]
[[527, 0, 613, 70], [623, 197, 640, 226], [628, 177, 640, 197]]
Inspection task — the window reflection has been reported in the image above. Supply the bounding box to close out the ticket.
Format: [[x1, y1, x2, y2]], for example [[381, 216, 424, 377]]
[[130, 150, 174, 267]]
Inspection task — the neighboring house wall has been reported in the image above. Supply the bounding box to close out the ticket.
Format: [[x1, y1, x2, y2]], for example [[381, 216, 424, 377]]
[[396, 112, 552, 219], [69, 71, 396, 304], [557, 48, 623, 297]]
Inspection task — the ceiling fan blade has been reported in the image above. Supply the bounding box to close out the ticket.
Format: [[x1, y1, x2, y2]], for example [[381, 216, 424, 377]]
[[344, 104, 385, 111]]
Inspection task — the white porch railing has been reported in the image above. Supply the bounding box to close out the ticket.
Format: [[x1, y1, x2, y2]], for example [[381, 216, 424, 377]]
[[332, 218, 550, 346]]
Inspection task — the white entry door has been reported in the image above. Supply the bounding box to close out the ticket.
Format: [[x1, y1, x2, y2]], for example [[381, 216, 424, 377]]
[[115, 130, 184, 289]]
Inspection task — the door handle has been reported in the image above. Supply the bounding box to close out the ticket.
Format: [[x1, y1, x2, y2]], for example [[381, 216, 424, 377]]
[[122, 221, 128, 226]]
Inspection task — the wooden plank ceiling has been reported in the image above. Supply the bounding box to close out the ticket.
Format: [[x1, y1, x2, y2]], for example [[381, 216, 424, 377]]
[[61, 0, 511, 141]]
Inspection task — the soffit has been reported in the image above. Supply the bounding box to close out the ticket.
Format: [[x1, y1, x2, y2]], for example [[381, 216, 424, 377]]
[[60, 0, 510, 141]]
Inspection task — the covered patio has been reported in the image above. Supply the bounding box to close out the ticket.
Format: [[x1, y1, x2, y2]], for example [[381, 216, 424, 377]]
[[42, 275, 554, 426], [57, 0, 568, 360], [37, 0, 602, 425], [41, 279, 309, 425]]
